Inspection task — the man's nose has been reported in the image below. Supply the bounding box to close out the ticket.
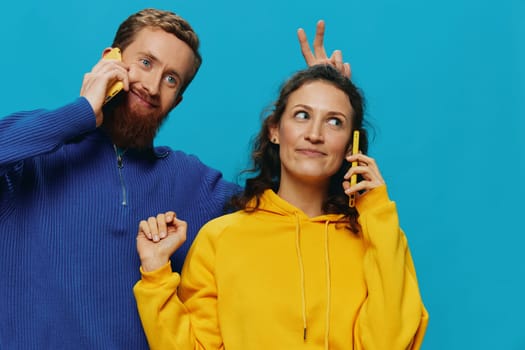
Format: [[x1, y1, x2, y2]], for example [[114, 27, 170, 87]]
[[142, 71, 162, 96]]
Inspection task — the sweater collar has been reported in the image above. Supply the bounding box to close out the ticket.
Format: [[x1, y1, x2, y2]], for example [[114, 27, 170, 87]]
[[85, 129, 170, 159]]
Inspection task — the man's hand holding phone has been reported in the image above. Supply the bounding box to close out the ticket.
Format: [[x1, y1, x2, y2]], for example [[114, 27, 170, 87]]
[[80, 47, 129, 127], [102, 48, 125, 105]]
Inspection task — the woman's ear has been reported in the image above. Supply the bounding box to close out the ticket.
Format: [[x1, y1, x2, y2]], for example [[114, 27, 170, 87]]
[[268, 124, 279, 144]]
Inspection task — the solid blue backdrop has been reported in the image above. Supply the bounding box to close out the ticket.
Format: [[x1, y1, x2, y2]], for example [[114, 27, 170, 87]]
[[1, 1, 523, 348]]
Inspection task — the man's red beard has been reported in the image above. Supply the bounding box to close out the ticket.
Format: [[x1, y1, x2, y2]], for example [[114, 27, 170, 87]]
[[102, 92, 169, 149]]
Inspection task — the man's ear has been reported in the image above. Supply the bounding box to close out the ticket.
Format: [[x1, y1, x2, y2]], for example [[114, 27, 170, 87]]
[[101, 47, 113, 58]]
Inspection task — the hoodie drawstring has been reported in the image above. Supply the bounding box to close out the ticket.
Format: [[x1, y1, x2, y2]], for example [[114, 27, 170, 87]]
[[294, 214, 333, 349], [294, 214, 308, 341], [324, 220, 332, 350]]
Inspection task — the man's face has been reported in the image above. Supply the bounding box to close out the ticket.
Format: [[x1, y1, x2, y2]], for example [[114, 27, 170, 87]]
[[106, 26, 196, 149]]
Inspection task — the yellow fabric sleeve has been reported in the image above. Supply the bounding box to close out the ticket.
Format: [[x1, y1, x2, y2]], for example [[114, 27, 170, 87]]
[[133, 226, 224, 350], [354, 185, 429, 349]]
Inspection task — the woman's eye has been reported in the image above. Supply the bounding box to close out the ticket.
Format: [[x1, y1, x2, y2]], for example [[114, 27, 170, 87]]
[[328, 118, 343, 126], [141, 59, 151, 67], [294, 111, 309, 120], [328, 117, 343, 127]]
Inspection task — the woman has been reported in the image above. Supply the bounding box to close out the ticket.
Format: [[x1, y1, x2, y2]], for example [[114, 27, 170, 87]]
[[133, 64, 429, 349]]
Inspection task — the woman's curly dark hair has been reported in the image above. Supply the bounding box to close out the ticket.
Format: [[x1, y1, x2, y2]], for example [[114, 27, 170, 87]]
[[230, 64, 369, 232]]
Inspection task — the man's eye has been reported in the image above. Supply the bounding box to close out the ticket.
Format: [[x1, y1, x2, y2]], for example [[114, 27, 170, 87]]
[[165, 75, 177, 86], [141, 59, 151, 67]]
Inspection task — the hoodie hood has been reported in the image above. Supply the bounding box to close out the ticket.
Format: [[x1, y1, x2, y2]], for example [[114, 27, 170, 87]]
[[247, 189, 348, 223]]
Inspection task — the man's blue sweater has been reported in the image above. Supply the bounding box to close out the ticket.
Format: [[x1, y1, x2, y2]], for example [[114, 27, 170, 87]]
[[0, 97, 239, 349]]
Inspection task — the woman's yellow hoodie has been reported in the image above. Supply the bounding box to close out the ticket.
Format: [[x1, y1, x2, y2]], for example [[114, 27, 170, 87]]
[[134, 185, 428, 349]]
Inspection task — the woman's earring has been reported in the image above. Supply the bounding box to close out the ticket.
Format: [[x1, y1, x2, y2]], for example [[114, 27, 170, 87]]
[[272, 138, 278, 144]]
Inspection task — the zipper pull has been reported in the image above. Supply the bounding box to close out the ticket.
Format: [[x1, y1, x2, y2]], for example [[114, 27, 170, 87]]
[[114, 145, 126, 168]]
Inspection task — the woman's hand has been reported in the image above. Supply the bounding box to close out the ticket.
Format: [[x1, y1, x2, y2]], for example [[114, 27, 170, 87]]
[[343, 153, 385, 200], [136, 211, 187, 272]]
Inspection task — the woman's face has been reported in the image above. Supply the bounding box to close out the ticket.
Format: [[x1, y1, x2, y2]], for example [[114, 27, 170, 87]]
[[269, 80, 353, 187]]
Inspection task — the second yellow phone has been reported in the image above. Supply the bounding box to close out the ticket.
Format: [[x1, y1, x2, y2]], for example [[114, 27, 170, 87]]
[[103, 47, 124, 104], [348, 130, 360, 208]]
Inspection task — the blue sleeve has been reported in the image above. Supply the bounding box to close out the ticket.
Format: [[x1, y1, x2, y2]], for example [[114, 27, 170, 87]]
[[175, 151, 242, 215], [0, 97, 96, 171], [201, 164, 242, 215]]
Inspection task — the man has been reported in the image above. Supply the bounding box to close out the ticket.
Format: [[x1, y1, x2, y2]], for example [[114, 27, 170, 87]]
[[0, 8, 349, 349]]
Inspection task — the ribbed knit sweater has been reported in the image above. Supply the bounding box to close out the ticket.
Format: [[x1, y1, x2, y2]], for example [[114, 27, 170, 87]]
[[0, 97, 239, 349]]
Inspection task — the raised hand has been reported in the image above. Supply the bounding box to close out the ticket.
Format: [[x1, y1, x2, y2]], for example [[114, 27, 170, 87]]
[[343, 153, 386, 200], [297, 20, 351, 78], [136, 211, 187, 272], [80, 47, 129, 126]]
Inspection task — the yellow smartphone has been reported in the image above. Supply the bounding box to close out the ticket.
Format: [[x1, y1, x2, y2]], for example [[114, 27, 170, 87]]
[[103, 47, 124, 104], [348, 130, 360, 207]]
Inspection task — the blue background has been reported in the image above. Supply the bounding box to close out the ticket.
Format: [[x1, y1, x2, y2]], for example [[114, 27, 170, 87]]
[[1, 1, 523, 348]]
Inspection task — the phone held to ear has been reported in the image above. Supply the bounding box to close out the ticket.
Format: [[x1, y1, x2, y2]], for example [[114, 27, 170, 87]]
[[103, 47, 124, 105], [348, 130, 360, 208]]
